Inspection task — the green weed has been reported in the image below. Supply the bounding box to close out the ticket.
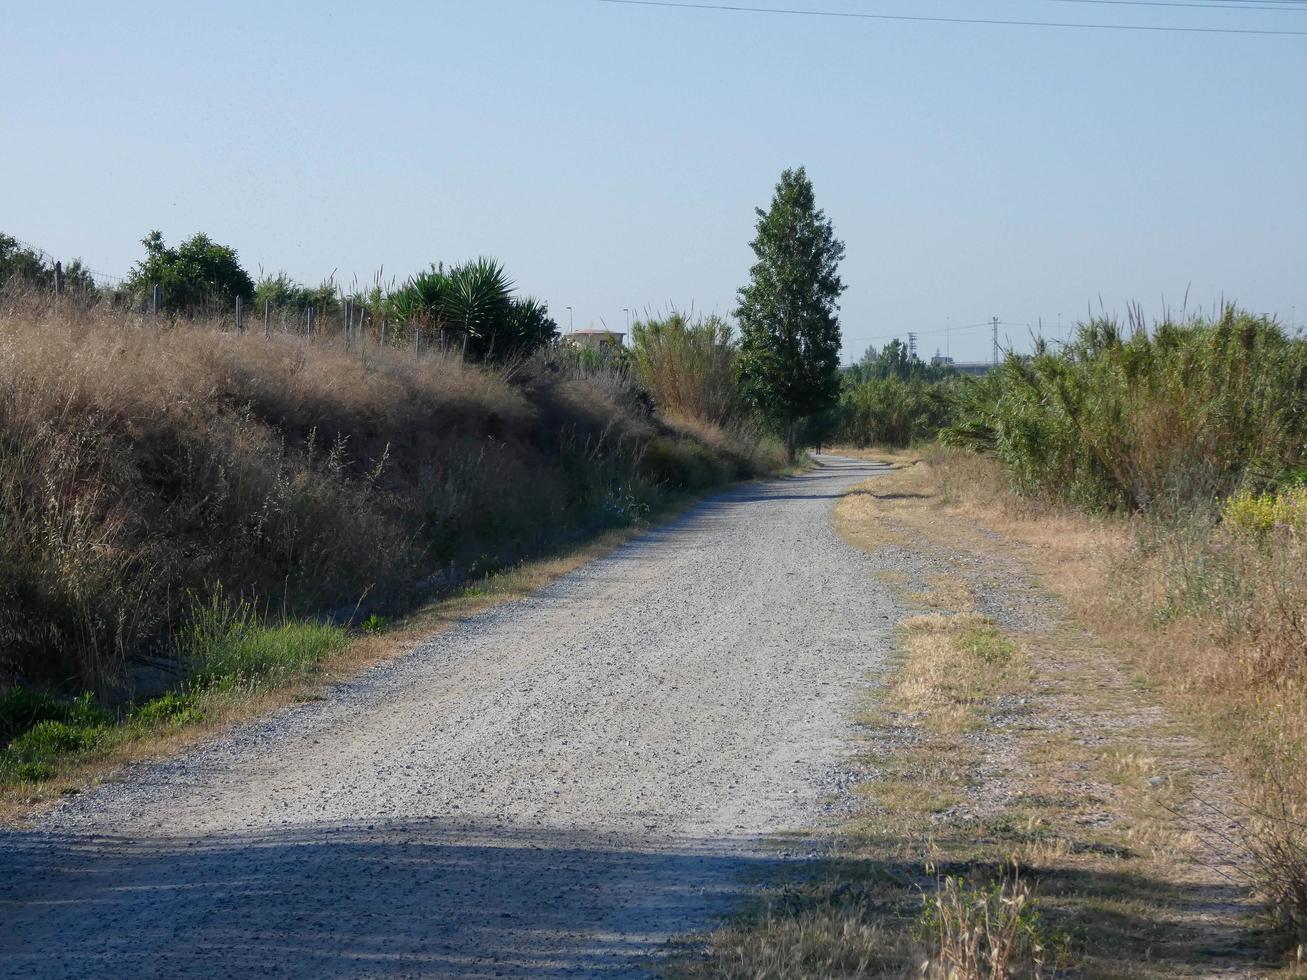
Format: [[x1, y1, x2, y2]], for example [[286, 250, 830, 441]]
[[359, 613, 388, 635], [183, 594, 346, 691], [956, 625, 1017, 665], [131, 691, 203, 727]]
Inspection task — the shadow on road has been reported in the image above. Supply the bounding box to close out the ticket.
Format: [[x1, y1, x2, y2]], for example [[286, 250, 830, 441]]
[[0, 821, 786, 978], [0, 822, 1259, 978]]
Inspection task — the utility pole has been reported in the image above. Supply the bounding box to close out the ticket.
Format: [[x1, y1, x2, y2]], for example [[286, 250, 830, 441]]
[[992, 316, 1000, 366], [946, 316, 951, 358]]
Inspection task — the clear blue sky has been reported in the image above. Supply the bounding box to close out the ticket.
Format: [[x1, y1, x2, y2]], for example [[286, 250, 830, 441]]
[[3, 0, 1303, 361]]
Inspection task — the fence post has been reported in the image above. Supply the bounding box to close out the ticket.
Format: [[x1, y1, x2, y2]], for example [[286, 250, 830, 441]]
[[152, 284, 162, 316], [345, 299, 353, 347], [306, 305, 316, 338], [263, 299, 271, 338], [54, 261, 62, 300], [235, 295, 244, 333], [380, 316, 387, 349]]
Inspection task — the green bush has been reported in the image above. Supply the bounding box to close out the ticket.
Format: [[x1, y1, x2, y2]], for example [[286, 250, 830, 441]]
[[131, 691, 203, 727], [10, 719, 102, 758], [836, 376, 958, 448], [944, 308, 1306, 512], [386, 258, 557, 361], [0, 234, 98, 296], [125, 230, 254, 313], [1, 712, 106, 782]]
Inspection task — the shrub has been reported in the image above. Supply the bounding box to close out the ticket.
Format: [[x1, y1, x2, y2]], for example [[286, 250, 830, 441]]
[[9, 719, 102, 758], [1222, 485, 1307, 537], [0, 234, 98, 296], [125, 230, 255, 313], [945, 307, 1306, 513], [836, 376, 958, 448], [0, 690, 110, 745], [131, 691, 203, 726]]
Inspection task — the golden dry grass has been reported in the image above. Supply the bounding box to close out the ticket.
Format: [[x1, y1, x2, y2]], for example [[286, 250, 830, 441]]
[[0, 296, 781, 692], [830, 443, 1307, 971]]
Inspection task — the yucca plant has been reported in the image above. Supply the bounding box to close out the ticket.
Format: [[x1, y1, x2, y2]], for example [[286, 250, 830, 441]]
[[506, 297, 559, 355], [443, 258, 514, 359], [387, 264, 450, 331], [386, 258, 555, 361]]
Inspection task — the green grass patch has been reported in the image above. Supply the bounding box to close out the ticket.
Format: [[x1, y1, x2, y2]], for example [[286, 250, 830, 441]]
[[183, 593, 348, 691], [1, 596, 346, 786], [956, 624, 1018, 665]]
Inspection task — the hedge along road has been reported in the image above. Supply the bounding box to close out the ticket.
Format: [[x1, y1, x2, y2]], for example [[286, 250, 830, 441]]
[[0, 456, 896, 979]]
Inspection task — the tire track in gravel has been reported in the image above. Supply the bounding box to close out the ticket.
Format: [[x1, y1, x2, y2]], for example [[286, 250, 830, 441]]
[[0, 456, 896, 979]]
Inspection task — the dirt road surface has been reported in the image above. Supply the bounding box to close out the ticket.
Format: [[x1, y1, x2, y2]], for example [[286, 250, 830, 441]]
[[0, 457, 895, 979]]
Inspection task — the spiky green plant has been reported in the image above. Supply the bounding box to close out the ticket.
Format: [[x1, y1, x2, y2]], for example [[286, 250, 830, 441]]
[[444, 258, 515, 358], [386, 259, 555, 361]]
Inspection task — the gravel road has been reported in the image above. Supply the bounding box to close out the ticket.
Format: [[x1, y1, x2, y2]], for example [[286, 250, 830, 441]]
[[0, 456, 896, 979]]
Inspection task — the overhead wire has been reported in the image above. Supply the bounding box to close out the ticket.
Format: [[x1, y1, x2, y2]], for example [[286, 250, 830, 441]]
[[593, 0, 1307, 35]]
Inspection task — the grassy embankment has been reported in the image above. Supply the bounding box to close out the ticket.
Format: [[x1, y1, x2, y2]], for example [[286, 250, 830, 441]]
[[677, 310, 1306, 977], [0, 297, 782, 813]]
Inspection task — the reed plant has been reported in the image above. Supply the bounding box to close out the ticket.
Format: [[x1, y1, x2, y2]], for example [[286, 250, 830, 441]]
[[945, 306, 1306, 513]]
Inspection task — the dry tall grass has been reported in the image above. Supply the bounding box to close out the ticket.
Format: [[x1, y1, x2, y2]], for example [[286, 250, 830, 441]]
[[899, 445, 1307, 957], [629, 312, 743, 426], [0, 293, 782, 692]]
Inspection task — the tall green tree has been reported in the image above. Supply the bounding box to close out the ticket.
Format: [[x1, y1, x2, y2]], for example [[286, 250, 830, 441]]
[[735, 167, 846, 460]]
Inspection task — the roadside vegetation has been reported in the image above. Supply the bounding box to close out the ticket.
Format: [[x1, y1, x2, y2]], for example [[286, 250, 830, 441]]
[[0, 221, 788, 800], [679, 305, 1306, 975], [935, 311, 1307, 962], [833, 339, 962, 449], [4, 161, 848, 803]]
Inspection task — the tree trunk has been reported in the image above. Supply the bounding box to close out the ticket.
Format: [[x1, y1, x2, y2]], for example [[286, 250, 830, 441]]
[[786, 417, 798, 464]]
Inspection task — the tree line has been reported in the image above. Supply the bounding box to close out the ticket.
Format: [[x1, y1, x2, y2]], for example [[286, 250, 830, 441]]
[[3, 167, 859, 462]]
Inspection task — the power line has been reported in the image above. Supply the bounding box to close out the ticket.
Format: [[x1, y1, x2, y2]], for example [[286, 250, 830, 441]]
[[1039, 0, 1307, 11], [594, 0, 1307, 35], [846, 320, 1035, 345]]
